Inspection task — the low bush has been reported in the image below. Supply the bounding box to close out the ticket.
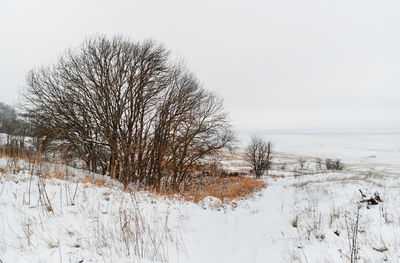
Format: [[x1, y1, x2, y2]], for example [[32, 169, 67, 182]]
[[325, 158, 344, 170]]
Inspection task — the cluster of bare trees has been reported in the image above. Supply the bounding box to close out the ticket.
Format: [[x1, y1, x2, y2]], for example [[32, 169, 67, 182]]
[[0, 103, 30, 137], [0, 102, 18, 134], [24, 35, 235, 191], [0, 102, 32, 152]]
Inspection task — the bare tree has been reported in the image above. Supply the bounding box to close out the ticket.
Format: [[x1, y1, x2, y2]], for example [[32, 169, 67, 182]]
[[148, 67, 235, 191], [23, 35, 235, 191], [244, 136, 272, 178]]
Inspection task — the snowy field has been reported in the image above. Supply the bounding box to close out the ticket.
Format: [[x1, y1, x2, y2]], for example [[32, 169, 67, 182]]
[[1, 131, 400, 262], [240, 130, 400, 173], [240, 129, 400, 164]]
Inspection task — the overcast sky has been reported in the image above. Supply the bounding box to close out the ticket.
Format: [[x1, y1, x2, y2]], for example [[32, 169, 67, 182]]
[[1, 0, 399, 131]]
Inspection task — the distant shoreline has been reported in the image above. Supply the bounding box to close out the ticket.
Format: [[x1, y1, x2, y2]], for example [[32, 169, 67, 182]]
[[238, 127, 400, 136]]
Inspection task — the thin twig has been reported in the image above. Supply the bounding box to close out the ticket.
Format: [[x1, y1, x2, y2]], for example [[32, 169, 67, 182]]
[[296, 226, 309, 263]]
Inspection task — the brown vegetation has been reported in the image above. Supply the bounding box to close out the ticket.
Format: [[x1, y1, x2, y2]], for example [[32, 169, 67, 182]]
[[38, 164, 266, 204], [154, 175, 267, 204]]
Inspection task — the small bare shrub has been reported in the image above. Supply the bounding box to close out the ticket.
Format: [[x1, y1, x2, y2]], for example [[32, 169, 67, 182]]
[[345, 205, 361, 263], [315, 158, 322, 170], [325, 158, 343, 170], [299, 159, 306, 170], [244, 136, 273, 178], [21, 218, 34, 248]]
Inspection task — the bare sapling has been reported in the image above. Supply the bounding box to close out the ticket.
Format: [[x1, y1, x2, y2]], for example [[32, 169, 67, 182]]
[[244, 136, 273, 178]]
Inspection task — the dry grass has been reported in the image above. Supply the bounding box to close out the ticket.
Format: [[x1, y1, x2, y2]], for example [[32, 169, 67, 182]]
[[0, 148, 38, 164], [292, 175, 361, 188], [166, 176, 268, 203], [58, 170, 266, 205], [81, 175, 114, 188], [270, 174, 285, 179], [43, 169, 67, 180], [47, 241, 58, 249], [41, 168, 117, 190], [1, 150, 266, 206], [292, 216, 298, 228], [43, 167, 267, 204]]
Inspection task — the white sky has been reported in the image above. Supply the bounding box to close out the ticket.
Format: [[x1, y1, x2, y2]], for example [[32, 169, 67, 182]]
[[0, 0, 399, 131]]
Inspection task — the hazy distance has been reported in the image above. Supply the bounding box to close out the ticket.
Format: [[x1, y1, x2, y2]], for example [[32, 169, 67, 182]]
[[1, 0, 399, 131]]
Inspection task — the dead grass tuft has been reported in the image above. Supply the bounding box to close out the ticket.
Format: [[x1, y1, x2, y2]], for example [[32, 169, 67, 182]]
[[0, 148, 38, 164], [292, 216, 298, 228], [53, 169, 67, 180], [81, 175, 114, 188], [46, 204, 53, 212], [47, 241, 58, 248], [153, 176, 267, 204], [43, 169, 67, 180]]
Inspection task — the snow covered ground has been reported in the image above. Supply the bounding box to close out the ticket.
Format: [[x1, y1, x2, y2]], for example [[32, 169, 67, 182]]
[[1, 131, 400, 262], [240, 130, 400, 165]]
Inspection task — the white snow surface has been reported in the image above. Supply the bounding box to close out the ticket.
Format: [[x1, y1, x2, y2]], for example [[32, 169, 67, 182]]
[[240, 132, 400, 165], [1, 133, 400, 262]]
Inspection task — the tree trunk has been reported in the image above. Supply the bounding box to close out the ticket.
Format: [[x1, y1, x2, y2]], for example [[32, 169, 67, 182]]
[[110, 154, 117, 179]]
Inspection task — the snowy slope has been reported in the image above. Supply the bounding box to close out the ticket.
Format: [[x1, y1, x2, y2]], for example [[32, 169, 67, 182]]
[[1, 133, 400, 262]]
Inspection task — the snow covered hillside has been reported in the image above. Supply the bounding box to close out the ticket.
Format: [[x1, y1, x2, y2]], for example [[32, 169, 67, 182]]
[[1, 133, 400, 262]]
